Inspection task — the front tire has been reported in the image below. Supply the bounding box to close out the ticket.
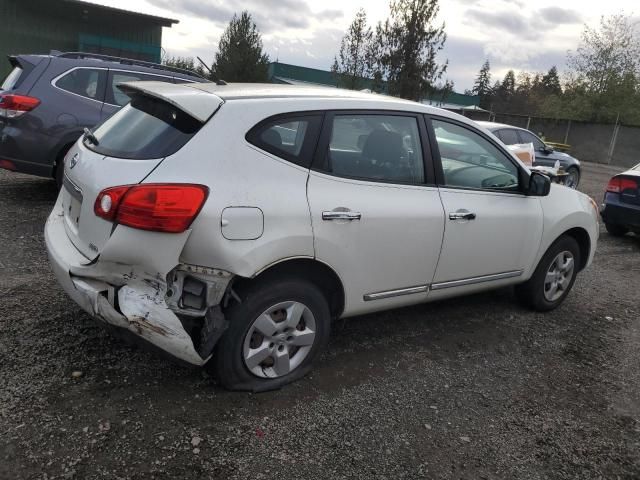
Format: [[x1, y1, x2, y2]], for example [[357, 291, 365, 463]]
[[210, 278, 331, 391], [516, 235, 581, 311], [565, 166, 580, 189]]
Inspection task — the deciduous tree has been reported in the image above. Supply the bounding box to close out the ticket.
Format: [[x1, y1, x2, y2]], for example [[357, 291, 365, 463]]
[[331, 9, 374, 90]]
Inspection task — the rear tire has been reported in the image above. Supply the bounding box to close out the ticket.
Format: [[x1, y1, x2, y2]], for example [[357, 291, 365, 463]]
[[516, 235, 581, 311], [605, 223, 628, 237], [210, 278, 331, 391]]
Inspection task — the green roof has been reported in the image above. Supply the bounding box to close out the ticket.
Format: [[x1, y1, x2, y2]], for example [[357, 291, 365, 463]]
[[425, 91, 480, 107], [268, 62, 338, 87], [267, 62, 479, 107]]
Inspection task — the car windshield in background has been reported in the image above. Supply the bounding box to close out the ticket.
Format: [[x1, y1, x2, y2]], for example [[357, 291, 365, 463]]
[[85, 94, 202, 160], [1, 66, 23, 91]]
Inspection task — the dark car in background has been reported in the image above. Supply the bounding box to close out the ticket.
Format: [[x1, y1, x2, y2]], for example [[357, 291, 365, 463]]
[[600, 164, 640, 237], [477, 121, 582, 189], [0, 52, 207, 187]]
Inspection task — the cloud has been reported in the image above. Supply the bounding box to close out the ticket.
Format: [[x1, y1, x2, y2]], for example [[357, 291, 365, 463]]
[[538, 7, 582, 25], [146, 0, 342, 32], [465, 9, 538, 38]]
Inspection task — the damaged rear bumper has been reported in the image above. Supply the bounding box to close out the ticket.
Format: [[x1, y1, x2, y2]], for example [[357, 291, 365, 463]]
[[44, 202, 231, 366]]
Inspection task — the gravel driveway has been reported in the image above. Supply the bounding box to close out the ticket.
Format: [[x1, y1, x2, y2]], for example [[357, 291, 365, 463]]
[[1, 162, 639, 479]]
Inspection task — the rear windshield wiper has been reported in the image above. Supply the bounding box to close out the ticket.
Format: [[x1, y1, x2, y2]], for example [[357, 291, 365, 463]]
[[83, 127, 99, 146]]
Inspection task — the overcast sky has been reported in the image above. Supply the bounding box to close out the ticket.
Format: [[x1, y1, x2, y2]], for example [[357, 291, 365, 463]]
[[92, 0, 634, 91]]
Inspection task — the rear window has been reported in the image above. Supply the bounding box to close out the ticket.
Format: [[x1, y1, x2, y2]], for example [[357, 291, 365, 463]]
[[1, 66, 23, 91], [85, 94, 202, 160]]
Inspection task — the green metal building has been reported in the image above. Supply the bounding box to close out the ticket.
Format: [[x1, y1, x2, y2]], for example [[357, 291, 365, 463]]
[[0, 0, 177, 78]]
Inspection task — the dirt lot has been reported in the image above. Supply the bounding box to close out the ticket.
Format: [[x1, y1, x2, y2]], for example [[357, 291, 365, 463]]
[[1, 162, 639, 480]]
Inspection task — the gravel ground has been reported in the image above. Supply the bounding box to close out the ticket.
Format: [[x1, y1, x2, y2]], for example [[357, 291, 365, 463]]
[[0, 162, 639, 480]]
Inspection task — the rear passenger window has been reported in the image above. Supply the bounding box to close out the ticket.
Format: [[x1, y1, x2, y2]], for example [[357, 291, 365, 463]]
[[321, 114, 425, 184], [496, 128, 519, 145], [247, 115, 322, 167], [108, 72, 173, 106], [55, 68, 105, 101]]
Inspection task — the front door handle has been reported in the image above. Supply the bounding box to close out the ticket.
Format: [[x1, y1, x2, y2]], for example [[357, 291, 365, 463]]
[[449, 211, 476, 221], [322, 211, 362, 221]]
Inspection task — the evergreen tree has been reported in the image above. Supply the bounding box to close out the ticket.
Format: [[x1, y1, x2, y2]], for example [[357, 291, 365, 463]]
[[541, 66, 562, 95], [472, 60, 492, 108], [212, 11, 270, 82], [375, 0, 448, 101]]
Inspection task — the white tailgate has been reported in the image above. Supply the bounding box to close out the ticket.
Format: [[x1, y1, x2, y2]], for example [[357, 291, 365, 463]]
[[61, 141, 163, 260]]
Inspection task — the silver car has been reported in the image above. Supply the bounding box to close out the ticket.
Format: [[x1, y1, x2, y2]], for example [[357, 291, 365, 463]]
[[46, 83, 599, 390]]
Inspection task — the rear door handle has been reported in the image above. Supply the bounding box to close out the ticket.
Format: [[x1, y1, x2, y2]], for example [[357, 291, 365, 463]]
[[322, 211, 362, 221], [449, 211, 476, 221]]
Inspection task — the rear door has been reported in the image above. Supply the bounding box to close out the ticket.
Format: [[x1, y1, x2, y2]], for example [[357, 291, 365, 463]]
[[101, 70, 175, 120], [306, 111, 445, 316], [62, 92, 214, 260]]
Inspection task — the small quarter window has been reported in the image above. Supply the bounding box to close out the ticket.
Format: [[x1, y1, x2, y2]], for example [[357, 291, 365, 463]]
[[247, 114, 322, 167], [322, 114, 425, 184], [56, 68, 105, 101]]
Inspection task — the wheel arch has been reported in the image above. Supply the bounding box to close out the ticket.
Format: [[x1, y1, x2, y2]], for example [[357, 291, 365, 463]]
[[232, 257, 345, 319], [52, 139, 78, 179], [561, 227, 590, 271]]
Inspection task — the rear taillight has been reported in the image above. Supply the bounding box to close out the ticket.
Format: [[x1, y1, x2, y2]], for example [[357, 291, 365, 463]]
[[94, 184, 209, 233], [0, 94, 40, 118], [606, 176, 637, 193]]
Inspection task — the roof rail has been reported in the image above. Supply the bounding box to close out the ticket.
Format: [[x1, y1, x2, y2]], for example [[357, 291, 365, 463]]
[[56, 52, 208, 80]]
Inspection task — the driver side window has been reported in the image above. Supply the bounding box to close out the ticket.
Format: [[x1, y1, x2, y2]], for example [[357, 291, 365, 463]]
[[432, 120, 520, 191]]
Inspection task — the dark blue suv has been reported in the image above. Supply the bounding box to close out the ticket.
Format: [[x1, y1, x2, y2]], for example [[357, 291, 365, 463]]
[[0, 52, 207, 187]]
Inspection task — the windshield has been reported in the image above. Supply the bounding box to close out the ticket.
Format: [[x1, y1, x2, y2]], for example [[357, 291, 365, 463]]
[[85, 94, 203, 160], [1, 66, 23, 91]]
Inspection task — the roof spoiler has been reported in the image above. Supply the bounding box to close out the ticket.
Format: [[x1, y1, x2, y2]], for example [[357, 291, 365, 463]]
[[117, 81, 224, 123]]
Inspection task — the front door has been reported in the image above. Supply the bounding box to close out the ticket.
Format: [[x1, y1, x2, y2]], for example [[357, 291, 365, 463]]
[[428, 118, 543, 297], [307, 112, 445, 316]]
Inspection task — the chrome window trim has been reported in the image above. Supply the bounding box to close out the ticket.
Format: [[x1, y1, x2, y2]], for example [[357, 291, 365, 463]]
[[431, 270, 523, 291], [363, 285, 429, 301], [51, 66, 179, 108]]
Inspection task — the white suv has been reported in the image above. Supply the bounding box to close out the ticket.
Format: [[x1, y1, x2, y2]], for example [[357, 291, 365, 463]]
[[45, 82, 599, 391]]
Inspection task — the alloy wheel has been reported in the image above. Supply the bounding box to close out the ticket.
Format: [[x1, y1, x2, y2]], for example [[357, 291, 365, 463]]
[[565, 168, 580, 189], [543, 250, 575, 302], [242, 301, 317, 378]]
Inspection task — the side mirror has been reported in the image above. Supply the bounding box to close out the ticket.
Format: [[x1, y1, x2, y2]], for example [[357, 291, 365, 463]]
[[544, 144, 555, 154], [527, 171, 551, 196]]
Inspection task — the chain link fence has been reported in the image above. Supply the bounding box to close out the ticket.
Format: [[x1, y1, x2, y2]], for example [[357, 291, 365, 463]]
[[464, 111, 639, 169]]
